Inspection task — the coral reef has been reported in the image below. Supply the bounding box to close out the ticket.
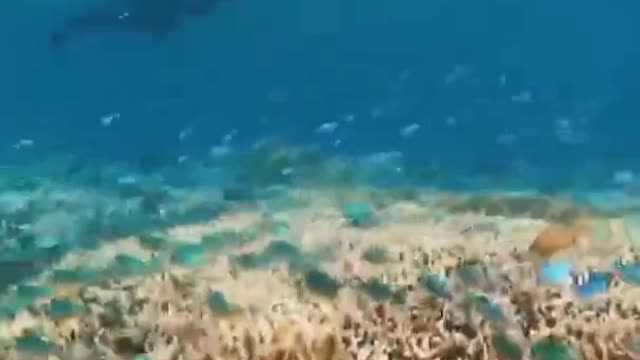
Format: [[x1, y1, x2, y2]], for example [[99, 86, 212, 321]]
[[1, 187, 640, 360]]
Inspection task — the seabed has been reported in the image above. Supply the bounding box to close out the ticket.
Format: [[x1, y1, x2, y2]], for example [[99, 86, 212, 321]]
[[1, 146, 640, 359]]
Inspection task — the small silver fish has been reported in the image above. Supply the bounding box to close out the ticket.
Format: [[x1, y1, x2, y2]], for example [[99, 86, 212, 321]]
[[315, 122, 339, 134], [13, 139, 34, 150], [100, 112, 120, 127], [400, 123, 420, 137]]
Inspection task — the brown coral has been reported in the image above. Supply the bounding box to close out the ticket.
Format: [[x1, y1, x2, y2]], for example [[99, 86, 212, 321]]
[[530, 222, 586, 258]]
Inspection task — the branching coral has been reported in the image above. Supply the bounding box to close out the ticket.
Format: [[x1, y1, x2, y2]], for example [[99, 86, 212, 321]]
[[1, 198, 640, 360]]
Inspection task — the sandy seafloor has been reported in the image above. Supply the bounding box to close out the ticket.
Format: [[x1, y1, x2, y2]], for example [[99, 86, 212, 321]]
[[2, 153, 640, 359]]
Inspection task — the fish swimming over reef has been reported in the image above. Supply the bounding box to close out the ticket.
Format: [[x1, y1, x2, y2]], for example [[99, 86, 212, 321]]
[[50, 0, 221, 47]]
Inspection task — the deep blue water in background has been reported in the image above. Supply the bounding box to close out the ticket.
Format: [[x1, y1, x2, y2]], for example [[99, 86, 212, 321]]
[[2, 0, 640, 186]]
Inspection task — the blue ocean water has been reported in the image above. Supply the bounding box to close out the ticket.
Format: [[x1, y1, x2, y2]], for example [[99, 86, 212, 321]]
[[3, 2, 640, 357], [1, 0, 639, 174]]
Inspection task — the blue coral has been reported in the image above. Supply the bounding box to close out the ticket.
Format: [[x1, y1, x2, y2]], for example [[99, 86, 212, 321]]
[[342, 202, 377, 227], [419, 272, 452, 299], [172, 244, 205, 266]]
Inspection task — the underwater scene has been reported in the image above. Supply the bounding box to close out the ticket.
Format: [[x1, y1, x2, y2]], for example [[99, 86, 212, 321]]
[[2, 0, 640, 359]]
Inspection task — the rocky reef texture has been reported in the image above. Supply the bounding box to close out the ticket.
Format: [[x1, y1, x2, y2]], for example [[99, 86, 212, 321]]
[[0, 188, 640, 359]]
